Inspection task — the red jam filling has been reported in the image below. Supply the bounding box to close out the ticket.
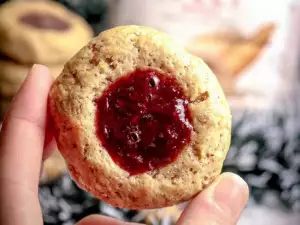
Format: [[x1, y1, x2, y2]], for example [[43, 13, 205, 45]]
[[94, 69, 192, 175]]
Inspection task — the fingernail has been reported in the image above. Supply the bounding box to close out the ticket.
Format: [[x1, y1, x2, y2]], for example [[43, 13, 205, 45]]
[[31, 64, 47, 71], [29, 64, 47, 77], [213, 173, 249, 217]]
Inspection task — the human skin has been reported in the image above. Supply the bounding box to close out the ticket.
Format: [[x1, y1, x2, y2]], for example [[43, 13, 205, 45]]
[[0, 65, 249, 225]]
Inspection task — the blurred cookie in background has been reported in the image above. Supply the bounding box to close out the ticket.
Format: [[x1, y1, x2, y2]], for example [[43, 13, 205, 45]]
[[0, 97, 10, 120], [0, 0, 93, 119], [0, 0, 93, 64], [0, 57, 64, 119], [40, 142, 67, 184], [54, 0, 109, 35]]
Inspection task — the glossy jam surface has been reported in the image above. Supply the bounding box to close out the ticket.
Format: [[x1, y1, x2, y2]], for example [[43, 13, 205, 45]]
[[95, 69, 192, 175]]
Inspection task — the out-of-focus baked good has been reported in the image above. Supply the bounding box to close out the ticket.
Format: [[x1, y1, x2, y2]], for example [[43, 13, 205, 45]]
[[0, 1, 93, 64], [0, 58, 64, 119]]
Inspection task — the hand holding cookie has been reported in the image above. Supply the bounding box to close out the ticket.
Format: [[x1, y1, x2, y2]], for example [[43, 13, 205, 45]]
[[0, 57, 248, 225], [0, 67, 248, 225]]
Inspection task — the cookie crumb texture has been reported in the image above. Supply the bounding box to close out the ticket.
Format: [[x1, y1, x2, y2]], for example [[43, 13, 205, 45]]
[[49, 25, 232, 209]]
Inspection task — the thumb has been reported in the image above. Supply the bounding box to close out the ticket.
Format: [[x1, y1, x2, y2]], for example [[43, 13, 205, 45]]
[[177, 173, 249, 225]]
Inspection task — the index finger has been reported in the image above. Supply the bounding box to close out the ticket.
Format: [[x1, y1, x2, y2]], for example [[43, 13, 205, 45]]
[[0, 64, 52, 192]]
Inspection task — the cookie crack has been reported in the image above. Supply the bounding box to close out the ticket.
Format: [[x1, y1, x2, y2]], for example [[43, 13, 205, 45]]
[[190, 91, 210, 104]]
